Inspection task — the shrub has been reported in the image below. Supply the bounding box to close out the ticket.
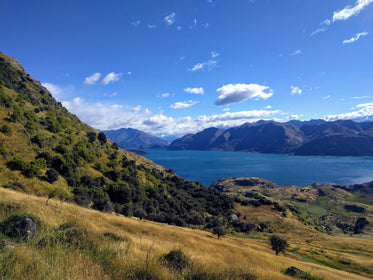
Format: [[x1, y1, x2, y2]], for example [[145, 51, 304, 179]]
[[159, 249, 190, 272], [46, 168, 59, 183], [98, 132, 107, 144], [86, 131, 97, 143], [0, 124, 12, 135], [270, 235, 289, 255], [7, 158, 29, 172]]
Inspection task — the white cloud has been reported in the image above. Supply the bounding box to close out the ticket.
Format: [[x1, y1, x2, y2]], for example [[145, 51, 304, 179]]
[[290, 86, 302, 95], [285, 114, 300, 121], [164, 12, 176, 25], [290, 49, 301, 56], [211, 51, 219, 58], [61, 97, 281, 137], [131, 105, 142, 113], [170, 100, 198, 109], [265, 105, 272, 109], [202, 23, 209, 29], [343, 32, 368, 44], [189, 60, 217, 72], [311, 28, 327, 36], [184, 87, 204, 95], [127, 72, 132, 75], [83, 73, 101, 85], [147, 24, 156, 29], [215, 83, 273, 106], [101, 72, 122, 85], [324, 103, 373, 121], [131, 20, 141, 27], [333, 0, 373, 22], [177, 26, 182, 31], [322, 95, 331, 100], [41, 82, 62, 98]]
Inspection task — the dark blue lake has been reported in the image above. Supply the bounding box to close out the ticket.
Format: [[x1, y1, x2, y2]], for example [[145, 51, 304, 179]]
[[143, 149, 373, 187]]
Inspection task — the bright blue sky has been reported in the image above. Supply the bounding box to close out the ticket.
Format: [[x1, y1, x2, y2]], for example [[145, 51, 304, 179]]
[[1, 0, 373, 137]]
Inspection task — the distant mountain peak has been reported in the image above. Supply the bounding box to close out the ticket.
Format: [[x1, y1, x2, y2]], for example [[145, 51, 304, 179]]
[[103, 127, 170, 149]]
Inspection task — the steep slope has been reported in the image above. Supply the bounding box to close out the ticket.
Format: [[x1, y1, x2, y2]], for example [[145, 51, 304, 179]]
[[169, 120, 373, 155], [103, 127, 170, 149], [0, 52, 233, 227]]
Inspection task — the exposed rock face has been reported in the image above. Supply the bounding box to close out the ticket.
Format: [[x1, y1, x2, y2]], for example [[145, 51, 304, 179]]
[[0, 215, 39, 240], [285, 266, 307, 277], [168, 120, 373, 156]]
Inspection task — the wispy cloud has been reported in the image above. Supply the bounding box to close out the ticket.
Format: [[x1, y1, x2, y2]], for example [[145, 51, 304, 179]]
[[83, 73, 101, 85], [320, 19, 331, 25], [322, 95, 331, 100], [131, 20, 141, 27], [170, 100, 198, 109], [42, 82, 63, 99], [189, 60, 217, 72], [184, 87, 204, 94], [101, 72, 122, 85], [215, 83, 273, 106], [147, 24, 156, 29], [290, 49, 301, 56], [157, 92, 171, 98], [333, 0, 373, 22], [311, 28, 327, 36], [352, 96, 371, 99], [290, 86, 302, 95], [164, 12, 176, 26], [189, 51, 220, 72], [343, 32, 368, 44]]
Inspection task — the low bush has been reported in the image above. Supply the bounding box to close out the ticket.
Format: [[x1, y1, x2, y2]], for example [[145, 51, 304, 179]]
[[159, 249, 190, 272]]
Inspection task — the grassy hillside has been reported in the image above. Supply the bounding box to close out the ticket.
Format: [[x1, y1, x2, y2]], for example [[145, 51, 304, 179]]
[[1, 187, 373, 280], [0, 51, 233, 228], [211, 177, 373, 237]]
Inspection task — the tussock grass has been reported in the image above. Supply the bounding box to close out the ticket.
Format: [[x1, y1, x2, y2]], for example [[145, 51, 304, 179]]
[[0, 187, 372, 280]]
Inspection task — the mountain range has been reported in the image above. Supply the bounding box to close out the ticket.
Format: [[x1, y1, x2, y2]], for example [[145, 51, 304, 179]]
[[168, 120, 373, 156], [103, 127, 170, 149]]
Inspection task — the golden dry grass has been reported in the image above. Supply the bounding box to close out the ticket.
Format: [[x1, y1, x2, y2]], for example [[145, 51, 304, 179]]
[[1, 187, 373, 280]]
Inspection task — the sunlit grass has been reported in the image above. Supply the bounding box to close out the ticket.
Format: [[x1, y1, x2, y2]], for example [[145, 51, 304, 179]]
[[0, 187, 372, 280]]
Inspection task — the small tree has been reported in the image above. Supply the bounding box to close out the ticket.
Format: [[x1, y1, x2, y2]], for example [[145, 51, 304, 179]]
[[213, 226, 226, 239], [270, 235, 289, 255]]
